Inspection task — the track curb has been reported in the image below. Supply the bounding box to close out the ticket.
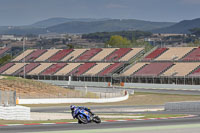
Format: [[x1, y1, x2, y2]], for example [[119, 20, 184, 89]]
[[0, 115, 196, 127]]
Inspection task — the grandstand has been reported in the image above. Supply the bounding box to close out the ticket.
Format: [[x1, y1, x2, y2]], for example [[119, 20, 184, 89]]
[[121, 47, 200, 85], [0, 47, 11, 57], [1, 47, 200, 85], [0, 48, 143, 78]]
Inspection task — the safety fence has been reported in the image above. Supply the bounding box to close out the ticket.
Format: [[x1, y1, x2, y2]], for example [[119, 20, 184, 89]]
[[26, 75, 200, 85], [0, 90, 16, 106], [18, 89, 126, 99]]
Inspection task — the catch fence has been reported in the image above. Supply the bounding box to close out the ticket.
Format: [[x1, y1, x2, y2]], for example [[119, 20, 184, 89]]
[[0, 90, 16, 106]]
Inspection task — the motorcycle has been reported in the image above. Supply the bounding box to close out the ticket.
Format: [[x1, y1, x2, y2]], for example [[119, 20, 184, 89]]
[[73, 108, 101, 124]]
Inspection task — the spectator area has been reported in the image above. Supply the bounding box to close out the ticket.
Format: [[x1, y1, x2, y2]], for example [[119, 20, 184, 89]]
[[182, 47, 200, 61], [143, 48, 168, 61], [40, 63, 67, 75], [83, 63, 111, 76], [61, 49, 87, 61], [134, 62, 173, 76], [0, 63, 15, 74], [48, 49, 73, 62], [2, 63, 27, 75], [15, 63, 40, 76], [119, 48, 143, 61], [69, 63, 96, 76], [2, 47, 200, 78], [35, 49, 60, 62], [54, 63, 81, 76], [27, 63, 53, 75], [162, 63, 200, 76], [189, 67, 200, 77], [75, 48, 102, 61], [25, 49, 47, 61], [89, 48, 117, 61], [155, 47, 194, 61], [11, 48, 144, 63], [98, 63, 124, 76], [104, 48, 132, 61], [120, 62, 148, 76], [12, 49, 35, 62], [0, 47, 11, 57]]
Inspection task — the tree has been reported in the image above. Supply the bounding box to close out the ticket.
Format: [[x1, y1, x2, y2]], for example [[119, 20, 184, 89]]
[[0, 54, 12, 65], [187, 39, 200, 47], [67, 44, 74, 49], [190, 28, 200, 37], [106, 35, 132, 48]]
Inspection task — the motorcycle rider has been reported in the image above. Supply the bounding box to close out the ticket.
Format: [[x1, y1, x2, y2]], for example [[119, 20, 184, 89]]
[[70, 105, 94, 119]]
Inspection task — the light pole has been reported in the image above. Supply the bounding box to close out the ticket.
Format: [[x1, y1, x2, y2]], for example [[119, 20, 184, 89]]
[[23, 37, 26, 79]]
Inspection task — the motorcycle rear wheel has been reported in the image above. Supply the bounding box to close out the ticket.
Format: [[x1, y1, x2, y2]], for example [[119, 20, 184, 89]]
[[93, 116, 101, 123]]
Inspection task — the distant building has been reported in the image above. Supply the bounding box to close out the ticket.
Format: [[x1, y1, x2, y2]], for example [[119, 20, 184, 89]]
[[0, 35, 23, 41], [39, 33, 66, 39]]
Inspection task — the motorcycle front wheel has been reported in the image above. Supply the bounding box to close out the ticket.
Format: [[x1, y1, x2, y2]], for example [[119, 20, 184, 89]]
[[77, 114, 88, 124]]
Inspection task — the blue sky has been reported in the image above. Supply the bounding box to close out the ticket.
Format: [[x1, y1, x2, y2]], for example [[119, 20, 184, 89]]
[[0, 0, 200, 26]]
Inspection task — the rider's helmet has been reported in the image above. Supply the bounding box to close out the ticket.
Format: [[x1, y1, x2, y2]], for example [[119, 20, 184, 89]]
[[70, 105, 76, 111]]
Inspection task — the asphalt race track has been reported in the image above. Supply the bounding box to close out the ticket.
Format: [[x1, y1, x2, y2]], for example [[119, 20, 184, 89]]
[[2, 89, 200, 133], [31, 105, 164, 113], [1, 115, 200, 133]]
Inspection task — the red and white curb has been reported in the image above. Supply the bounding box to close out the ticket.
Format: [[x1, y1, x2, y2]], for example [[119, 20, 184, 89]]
[[0, 115, 196, 127]]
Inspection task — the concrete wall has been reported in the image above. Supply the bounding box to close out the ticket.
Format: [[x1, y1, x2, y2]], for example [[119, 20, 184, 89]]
[[124, 83, 200, 91], [165, 101, 200, 111], [18, 93, 129, 104], [0, 105, 30, 120]]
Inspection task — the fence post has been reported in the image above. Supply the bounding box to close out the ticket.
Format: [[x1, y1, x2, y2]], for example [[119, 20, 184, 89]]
[[0, 90, 1, 106]]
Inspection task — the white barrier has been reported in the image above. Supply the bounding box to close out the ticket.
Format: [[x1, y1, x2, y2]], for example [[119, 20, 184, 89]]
[[18, 93, 129, 104], [124, 83, 200, 90], [165, 101, 200, 111], [0, 105, 30, 120]]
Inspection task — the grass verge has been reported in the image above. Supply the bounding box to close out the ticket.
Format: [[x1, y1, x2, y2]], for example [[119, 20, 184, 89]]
[[22, 92, 200, 107]]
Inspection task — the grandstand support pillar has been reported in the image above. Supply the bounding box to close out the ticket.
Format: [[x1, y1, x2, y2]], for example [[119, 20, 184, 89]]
[[168, 77, 170, 84], [175, 77, 176, 84], [153, 76, 155, 83], [192, 76, 194, 85], [184, 76, 185, 85]]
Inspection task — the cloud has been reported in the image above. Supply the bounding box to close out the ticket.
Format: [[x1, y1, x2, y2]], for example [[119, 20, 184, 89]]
[[105, 3, 127, 9]]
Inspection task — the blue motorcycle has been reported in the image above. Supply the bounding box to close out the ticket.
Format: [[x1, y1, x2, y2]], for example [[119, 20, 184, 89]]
[[73, 108, 101, 124]]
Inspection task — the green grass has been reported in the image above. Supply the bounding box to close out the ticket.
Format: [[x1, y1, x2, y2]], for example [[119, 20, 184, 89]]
[[22, 92, 200, 107], [4, 76, 18, 80]]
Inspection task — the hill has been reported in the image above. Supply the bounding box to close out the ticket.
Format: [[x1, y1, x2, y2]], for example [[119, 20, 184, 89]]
[[31, 17, 111, 28], [47, 19, 175, 34], [82, 30, 152, 42], [152, 18, 200, 34], [0, 19, 175, 35]]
